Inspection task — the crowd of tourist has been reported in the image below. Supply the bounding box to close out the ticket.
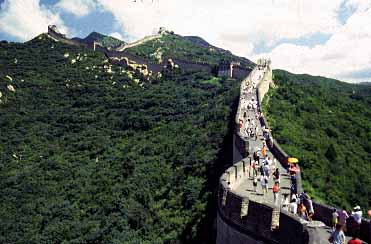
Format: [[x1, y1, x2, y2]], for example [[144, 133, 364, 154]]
[[238, 66, 369, 244]]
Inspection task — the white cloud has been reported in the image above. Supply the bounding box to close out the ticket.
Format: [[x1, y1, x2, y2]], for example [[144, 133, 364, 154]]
[[0, 0, 68, 41], [109, 32, 124, 40], [254, 1, 371, 83], [55, 0, 98, 17], [96, 0, 371, 82], [97, 0, 344, 57]]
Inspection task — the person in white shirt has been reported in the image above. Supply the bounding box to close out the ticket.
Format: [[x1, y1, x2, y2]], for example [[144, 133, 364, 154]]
[[288, 199, 297, 214], [351, 206, 362, 224]]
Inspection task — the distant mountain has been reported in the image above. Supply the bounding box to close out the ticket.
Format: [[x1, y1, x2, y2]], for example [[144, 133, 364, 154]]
[[183, 35, 252, 65], [125, 33, 254, 66], [72, 31, 126, 50], [183, 36, 212, 48]]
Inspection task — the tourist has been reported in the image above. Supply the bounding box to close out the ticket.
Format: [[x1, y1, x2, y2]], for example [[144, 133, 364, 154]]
[[332, 208, 339, 231], [259, 164, 264, 176], [253, 151, 259, 164], [288, 198, 297, 215], [298, 191, 309, 205], [307, 197, 314, 221], [348, 234, 362, 244], [272, 182, 279, 205], [263, 162, 270, 177], [337, 207, 349, 231], [253, 176, 258, 193], [281, 193, 290, 211], [255, 126, 258, 140], [329, 224, 346, 244], [261, 175, 268, 195], [298, 203, 308, 220], [351, 206, 362, 236], [290, 181, 297, 198], [261, 144, 267, 157], [272, 168, 280, 185], [251, 160, 258, 177]]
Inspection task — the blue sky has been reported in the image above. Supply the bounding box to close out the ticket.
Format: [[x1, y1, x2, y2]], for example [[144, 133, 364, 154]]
[[0, 0, 370, 83]]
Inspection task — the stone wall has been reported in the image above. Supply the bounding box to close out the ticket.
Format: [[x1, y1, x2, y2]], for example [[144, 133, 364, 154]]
[[217, 161, 310, 244], [47, 26, 86, 47]]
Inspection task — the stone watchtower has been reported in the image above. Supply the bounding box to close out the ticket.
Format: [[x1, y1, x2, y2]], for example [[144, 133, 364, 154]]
[[218, 61, 240, 78]]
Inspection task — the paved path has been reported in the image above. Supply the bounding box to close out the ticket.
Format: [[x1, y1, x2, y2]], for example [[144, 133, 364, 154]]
[[234, 68, 290, 207]]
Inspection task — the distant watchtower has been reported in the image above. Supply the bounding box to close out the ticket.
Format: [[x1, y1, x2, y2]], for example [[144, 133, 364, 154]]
[[256, 58, 271, 69], [218, 61, 240, 78]]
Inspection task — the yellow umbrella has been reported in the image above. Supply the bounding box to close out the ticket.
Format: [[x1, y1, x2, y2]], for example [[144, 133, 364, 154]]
[[288, 157, 299, 163]]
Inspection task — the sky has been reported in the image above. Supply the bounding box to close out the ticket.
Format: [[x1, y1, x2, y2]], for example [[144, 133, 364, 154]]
[[0, 0, 370, 83]]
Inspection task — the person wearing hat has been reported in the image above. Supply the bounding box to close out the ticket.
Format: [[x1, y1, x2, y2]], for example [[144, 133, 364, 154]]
[[351, 206, 362, 236], [351, 206, 362, 224]]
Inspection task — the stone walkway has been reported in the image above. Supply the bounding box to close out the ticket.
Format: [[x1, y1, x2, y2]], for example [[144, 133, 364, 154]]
[[232, 67, 346, 243], [234, 68, 290, 207]]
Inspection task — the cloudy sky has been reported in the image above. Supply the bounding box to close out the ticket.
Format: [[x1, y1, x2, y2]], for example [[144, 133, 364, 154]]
[[0, 0, 370, 83]]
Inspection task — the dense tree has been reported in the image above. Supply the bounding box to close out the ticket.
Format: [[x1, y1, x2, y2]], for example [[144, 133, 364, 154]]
[[0, 35, 240, 243], [263, 70, 371, 210]]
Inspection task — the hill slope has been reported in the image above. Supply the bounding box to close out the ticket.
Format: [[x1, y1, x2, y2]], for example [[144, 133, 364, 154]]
[[263, 70, 371, 210], [72, 31, 126, 49], [0, 34, 240, 243], [125, 33, 254, 66]]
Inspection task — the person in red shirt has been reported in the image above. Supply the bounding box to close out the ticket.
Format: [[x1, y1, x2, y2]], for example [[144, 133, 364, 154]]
[[348, 234, 362, 244], [272, 182, 280, 205]]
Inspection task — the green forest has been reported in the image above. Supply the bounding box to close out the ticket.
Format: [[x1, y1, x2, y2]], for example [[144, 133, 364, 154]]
[[263, 70, 371, 211], [0, 35, 240, 243]]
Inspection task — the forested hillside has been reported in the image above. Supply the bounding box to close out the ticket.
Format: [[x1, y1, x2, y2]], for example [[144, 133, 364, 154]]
[[0, 34, 240, 243], [263, 70, 371, 210]]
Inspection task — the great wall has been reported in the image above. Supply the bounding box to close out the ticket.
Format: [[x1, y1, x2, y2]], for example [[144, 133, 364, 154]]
[[46, 25, 371, 243], [217, 59, 371, 243], [46, 25, 252, 80]]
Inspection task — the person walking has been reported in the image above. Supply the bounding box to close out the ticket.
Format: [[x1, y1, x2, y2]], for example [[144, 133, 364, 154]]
[[253, 176, 258, 193], [351, 206, 362, 236], [261, 144, 267, 157], [253, 151, 259, 164], [272, 182, 280, 205], [288, 198, 298, 215], [332, 208, 339, 231], [307, 197, 314, 221], [272, 168, 280, 186], [329, 224, 345, 244], [263, 163, 270, 177], [252, 160, 258, 177], [261, 175, 268, 195], [337, 207, 349, 231]]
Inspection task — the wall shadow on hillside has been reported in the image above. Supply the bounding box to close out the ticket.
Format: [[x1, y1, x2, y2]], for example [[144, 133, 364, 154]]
[[179, 94, 240, 244]]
